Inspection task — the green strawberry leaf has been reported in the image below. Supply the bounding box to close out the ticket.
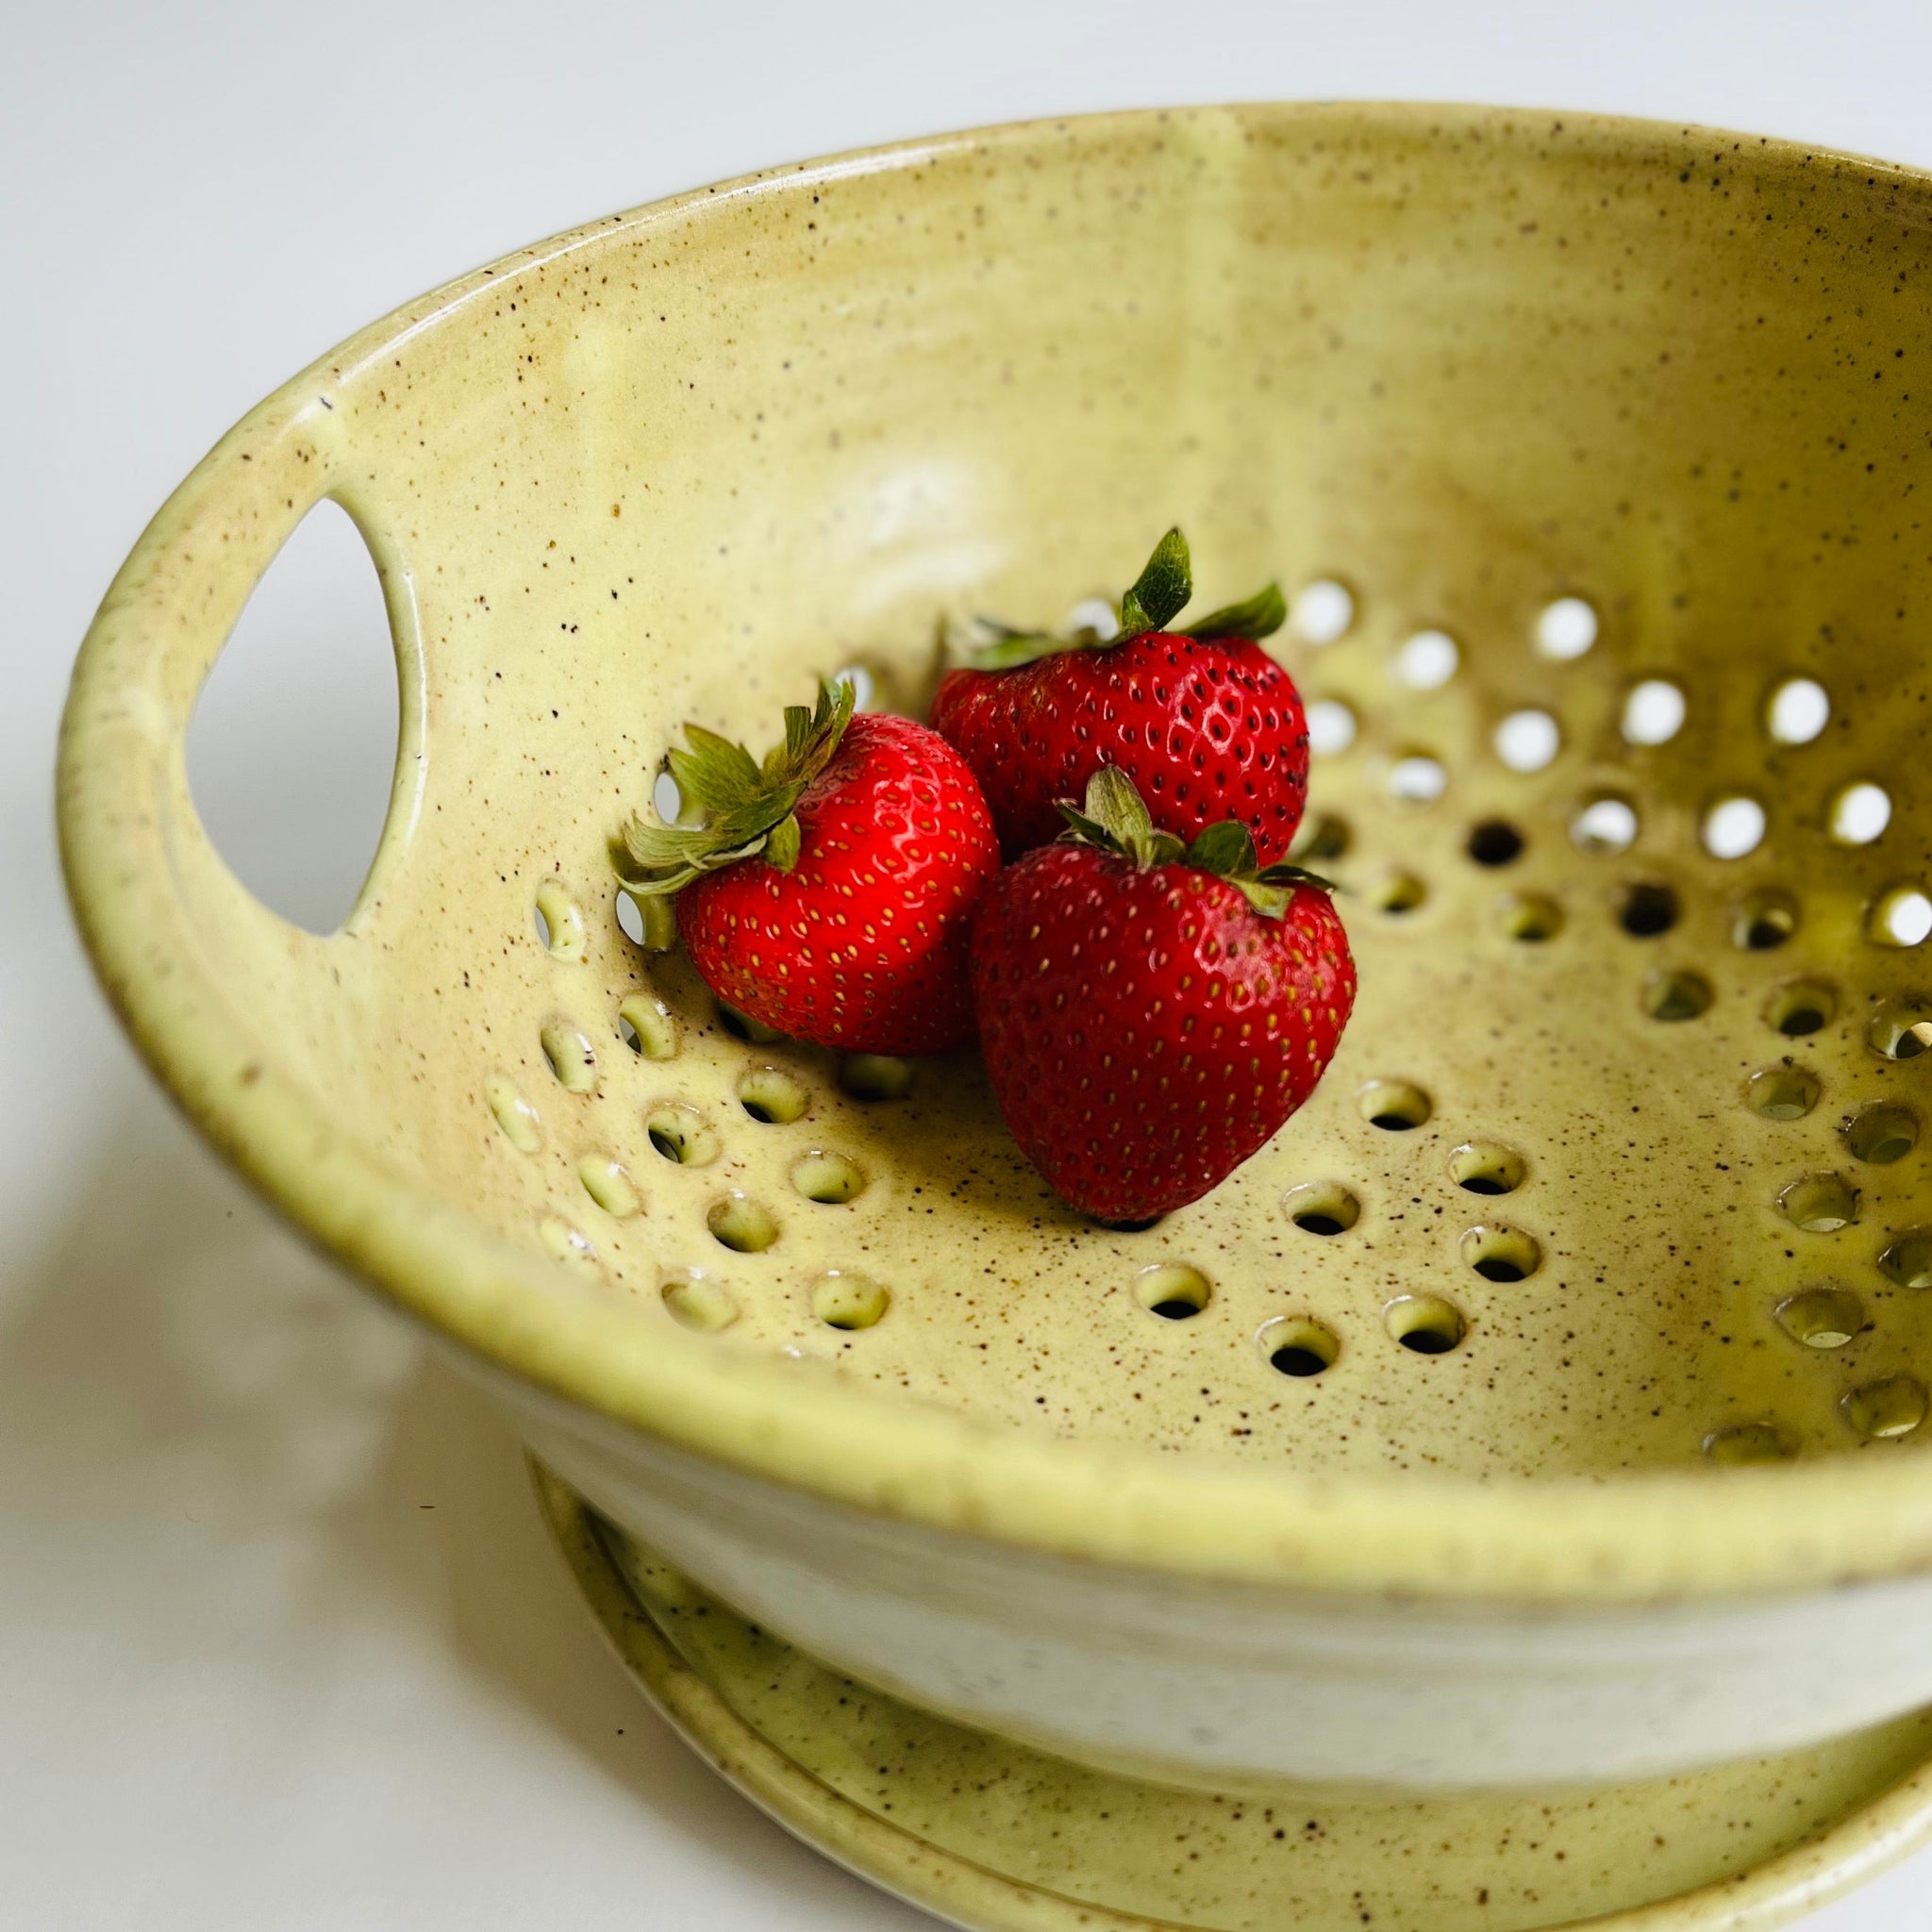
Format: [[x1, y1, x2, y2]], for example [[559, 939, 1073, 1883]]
[[1116, 527, 1191, 640], [763, 811, 803, 874], [958, 621, 1074, 672], [1182, 820, 1259, 877], [1188, 581, 1288, 643], [1256, 860, 1341, 892], [1058, 766, 1186, 867], [1056, 767, 1339, 919], [619, 678, 855, 895], [951, 528, 1280, 669]]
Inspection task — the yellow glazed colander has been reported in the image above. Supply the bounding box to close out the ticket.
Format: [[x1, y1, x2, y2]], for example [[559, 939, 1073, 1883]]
[[57, 104, 1932, 1932]]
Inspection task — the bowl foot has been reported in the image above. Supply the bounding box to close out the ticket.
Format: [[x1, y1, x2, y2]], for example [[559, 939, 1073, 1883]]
[[535, 1460, 1932, 1932]]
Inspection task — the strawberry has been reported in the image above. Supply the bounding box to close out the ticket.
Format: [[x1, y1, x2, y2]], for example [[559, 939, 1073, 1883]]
[[619, 680, 1000, 1054], [970, 768, 1355, 1221], [931, 529, 1309, 863]]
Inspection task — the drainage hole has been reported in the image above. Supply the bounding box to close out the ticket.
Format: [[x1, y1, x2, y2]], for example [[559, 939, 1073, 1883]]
[[1283, 1182, 1360, 1236], [1384, 1294, 1467, 1355], [1618, 882, 1678, 938], [1460, 1224, 1542, 1282], [811, 1269, 890, 1330], [1450, 1143, 1527, 1195], [790, 1150, 866, 1204], [1371, 871, 1427, 915], [1765, 979, 1836, 1039], [1845, 1104, 1918, 1166], [661, 1273, 739, 1333], [1466, 819, 1524, 868], [1135, 1263, 1211, 1321], [1733, 890, 1799, 952], [717, 1001, 786, 1044], [1747, 1066, 1822, 1122], [1643, 970, 1713, 1023], [737, 1067, 810, 1124], [1877, 1232, 1932, 1290], [1774, 1287, 1865, 1351], [1704, 1422, 1794, 1465], [645, 1105, 720, 1166], [1869, 1008, 1932, 1061], [1259, 1317, 1341, 1378], [1358, 1080, 1431, 1131], [1776, 1172, 1859, 1234], [707, 1193, 778, 1254], [1291, 812, 1352, 864], [1499, 892, 1564, 942], [1843, 1375, 1928, 1442], [841, 1054, 913, 1101]]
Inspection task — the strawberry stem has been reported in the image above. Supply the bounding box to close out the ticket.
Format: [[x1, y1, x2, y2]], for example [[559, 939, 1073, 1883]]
[[617, 678, 856, 894], [955, 527, 1285, 671], [1056, 767, 1337, 919]]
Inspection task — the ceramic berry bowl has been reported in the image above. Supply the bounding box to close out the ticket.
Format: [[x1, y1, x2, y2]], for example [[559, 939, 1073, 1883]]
[[58, 103, 1932, 1932]]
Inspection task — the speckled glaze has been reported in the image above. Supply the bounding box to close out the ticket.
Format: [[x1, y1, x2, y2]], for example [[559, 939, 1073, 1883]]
[[540, 1467, 1932, 1932], [54, 102, 1932, 1918]]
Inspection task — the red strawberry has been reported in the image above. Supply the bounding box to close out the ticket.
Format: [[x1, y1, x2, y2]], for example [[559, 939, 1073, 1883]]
[[970, 768, 1355, 1221], [931, 529, 1310, 863], [619, 680, 999, 1054]]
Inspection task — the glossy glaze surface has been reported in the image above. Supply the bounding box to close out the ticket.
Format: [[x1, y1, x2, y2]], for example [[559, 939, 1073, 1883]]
[[541, 1465, 1932, 1932], [54, 106, 1932, 1635]]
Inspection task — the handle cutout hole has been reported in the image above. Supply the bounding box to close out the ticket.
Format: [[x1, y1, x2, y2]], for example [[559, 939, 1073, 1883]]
[[186, 498, 402, 935]]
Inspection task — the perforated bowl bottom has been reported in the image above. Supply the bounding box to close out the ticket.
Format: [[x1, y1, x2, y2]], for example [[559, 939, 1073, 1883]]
[[494, 589, 1932, 1480]]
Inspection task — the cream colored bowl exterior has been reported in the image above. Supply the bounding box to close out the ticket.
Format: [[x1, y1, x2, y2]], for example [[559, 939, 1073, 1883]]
[[497, 1358, 1932, 1790]]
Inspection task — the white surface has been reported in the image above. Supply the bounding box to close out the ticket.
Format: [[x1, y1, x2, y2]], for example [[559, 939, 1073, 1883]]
[[8, 1, 1932, 1924]]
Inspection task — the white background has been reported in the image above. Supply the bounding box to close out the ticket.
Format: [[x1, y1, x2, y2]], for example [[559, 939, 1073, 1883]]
[[8, 3, 1932, 1925]]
